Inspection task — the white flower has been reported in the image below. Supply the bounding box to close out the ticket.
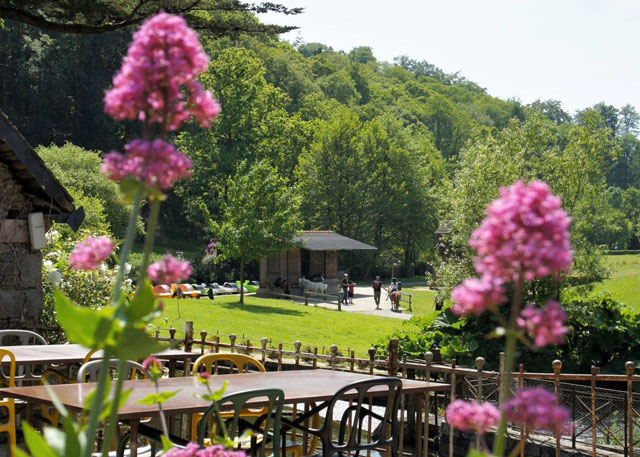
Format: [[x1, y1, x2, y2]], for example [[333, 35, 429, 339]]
[[43, 260, 53, 271], [47, 270, 62, 287], [118, 262, 132, 275], [45, 229, 60, 243], [99, 263, 108, 274]]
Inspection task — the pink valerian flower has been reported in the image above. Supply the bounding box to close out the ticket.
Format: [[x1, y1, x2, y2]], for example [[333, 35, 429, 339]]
[[517, 301, 569, 347], [164, 443, 246, 457], [502, 388, 571, 434], [445, 399, 500, 434], [451, 276, 506, 316], [102, 139, 192, 189], [470, 181, 573, 282], [198, 372, 211, 380], [104, 13, 220, 131], [147, 255, 192, 284], [141, 356, 162, 372], [69, 237, 115, 271]]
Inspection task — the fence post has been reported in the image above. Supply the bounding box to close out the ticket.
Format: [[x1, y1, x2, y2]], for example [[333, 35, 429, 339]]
[[424, 352, 434, 456], [591, 365, 599, 457], [313, 347, 318, 369], [184, 321, 194, 352], [369, 348, 376, 375], [229, 334, 236, 353], [294, 341, 301, 369], [169, 327, 176, 347], [199, 330, 207, 355], [277, 343, 283, 371], [449, 359, 456, 457], [498, 351, 505, 406], [213, 335, 220, 353], [475, 357, 485, 451], [388, 339, 398, 377], [553, 359, 562, 457], [260, 337, 268, 364], [330, 344, 338, 371], [627, 361, 635, 457], [304, 292, 309, 306]]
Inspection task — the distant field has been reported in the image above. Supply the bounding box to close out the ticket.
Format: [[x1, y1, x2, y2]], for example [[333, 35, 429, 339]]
[[151, 295, 410, 356], [591, 254, 640, 310], [401, 287, 437, 315]]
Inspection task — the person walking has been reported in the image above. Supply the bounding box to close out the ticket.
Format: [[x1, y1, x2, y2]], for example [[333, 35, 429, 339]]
[[341, 273, 349, 305], [348, 279, 356, 304], [372, 275, 383, 309]]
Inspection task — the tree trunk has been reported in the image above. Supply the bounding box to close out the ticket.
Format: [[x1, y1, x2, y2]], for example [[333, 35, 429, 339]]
[[240, 258, 245, 305]]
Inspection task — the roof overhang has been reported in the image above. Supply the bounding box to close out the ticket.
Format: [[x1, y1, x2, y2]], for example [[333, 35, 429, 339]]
[[294, 231, 377, 251]]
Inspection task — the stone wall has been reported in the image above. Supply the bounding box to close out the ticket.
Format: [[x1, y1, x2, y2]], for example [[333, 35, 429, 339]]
[[0, 161, 43, 327]]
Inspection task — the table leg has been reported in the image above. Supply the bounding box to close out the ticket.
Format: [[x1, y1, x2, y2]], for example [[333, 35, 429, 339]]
[[398, 393, 405, 457], [129, 420, 139, 457], [415, 396, 423, 457], [423, 392, 430, 457]]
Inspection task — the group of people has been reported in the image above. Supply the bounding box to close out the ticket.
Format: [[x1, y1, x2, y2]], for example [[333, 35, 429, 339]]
[[341, 273, 402, 310]]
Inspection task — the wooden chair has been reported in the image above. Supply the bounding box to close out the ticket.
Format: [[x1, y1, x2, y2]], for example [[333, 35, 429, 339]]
[[0, 349, 16, 457]]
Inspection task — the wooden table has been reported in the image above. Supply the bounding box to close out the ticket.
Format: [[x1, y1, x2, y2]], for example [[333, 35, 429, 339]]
[[0, 344, 198, 377], [0, 369, 449, 456]]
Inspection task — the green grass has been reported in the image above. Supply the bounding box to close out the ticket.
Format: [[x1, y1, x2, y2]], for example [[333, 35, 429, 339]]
[[401, 287, 436, 315], [152, 295, 410, 356], [590, 254, 640, 310]]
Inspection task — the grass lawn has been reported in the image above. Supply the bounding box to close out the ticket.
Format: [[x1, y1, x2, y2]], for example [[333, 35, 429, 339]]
[[590, 254, 640, 310], [151, 295, 410, 356], [401, 287, 436, 315]]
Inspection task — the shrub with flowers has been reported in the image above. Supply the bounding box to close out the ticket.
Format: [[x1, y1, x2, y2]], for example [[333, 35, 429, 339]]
[[20, 12, 221, 457], [447, 180, 574, 457]]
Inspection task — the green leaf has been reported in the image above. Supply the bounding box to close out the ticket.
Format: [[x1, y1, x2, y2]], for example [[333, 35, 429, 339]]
[[54, 290, 115, 349], [137, 389, 180, 406], [118, 177, 143, 203], [197, 381, 228, 402], [100, 389, 133, 422], [161, 435, 174, 453], [125, 280, 156, 322], [112, 326, 164, 360], [21, 422, 60, 457], [61, 416, 82, 457]]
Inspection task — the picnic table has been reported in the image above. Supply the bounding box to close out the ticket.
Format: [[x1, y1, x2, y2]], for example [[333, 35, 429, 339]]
[[0, 369, 449, 457], [0, 344, 198, 377]]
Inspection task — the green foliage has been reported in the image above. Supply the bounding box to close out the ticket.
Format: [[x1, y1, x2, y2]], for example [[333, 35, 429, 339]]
[[37, 143, 139, 238]]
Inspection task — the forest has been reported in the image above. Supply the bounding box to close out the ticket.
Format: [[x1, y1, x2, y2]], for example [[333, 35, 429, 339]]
[[1, 18, 639, 287]]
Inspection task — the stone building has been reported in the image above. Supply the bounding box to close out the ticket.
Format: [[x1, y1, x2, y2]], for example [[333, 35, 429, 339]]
[[258, 231, 376, 293], [0, 109, 83, 327]]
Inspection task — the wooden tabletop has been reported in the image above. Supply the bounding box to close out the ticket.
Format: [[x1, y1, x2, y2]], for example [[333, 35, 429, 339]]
[[0, 369, 450, 420], [0, 344, 197, 366]]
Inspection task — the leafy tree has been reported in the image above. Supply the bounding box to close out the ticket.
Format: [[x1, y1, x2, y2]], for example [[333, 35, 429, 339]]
[[0, 1, 301, 35], [348, 46, 376, 64], [215, 159, 301, 304], [526, 99, 572, 124]]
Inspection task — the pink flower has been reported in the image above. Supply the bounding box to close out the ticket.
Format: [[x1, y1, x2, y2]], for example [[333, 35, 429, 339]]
[[197, 372, 211, 380], [445, 399, 500, 434], [451, 276, 506, 316], [69, 237, 115, 271], [102, 139, 192, 189], [517, 301, 569, 347], [470, 181, 573, 282], [164, 443, 246, 457], [141, 356, 162, 372], [502, 388, 571, 434], [104, 13, 220, 130], [147, 255, 192, 284]]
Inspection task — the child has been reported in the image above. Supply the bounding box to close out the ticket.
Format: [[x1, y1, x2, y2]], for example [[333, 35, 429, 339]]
[[348, 280, 356, 304]]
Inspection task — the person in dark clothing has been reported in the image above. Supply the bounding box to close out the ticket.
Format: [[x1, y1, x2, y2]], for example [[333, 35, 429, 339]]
[[372, 276, 383, 309], [341, 273, 349, 305]]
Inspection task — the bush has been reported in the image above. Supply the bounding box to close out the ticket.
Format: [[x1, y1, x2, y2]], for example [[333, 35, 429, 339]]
[[375, 291, 640, 373]]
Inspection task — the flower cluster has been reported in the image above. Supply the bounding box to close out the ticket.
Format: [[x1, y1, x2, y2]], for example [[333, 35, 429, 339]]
[[517, 301, 569, 347], [470, 180, 573, 282], [445, 399, 500, 434], [104, 13, 220, 131], [102, 139, 192, 190], [451, 276, 506, 316], [147, 255, 192, 284], [165, 443, 246, 457], [69, 236, 115, 271], [502, 388, 571, 434], [142, 356, 162, 372]]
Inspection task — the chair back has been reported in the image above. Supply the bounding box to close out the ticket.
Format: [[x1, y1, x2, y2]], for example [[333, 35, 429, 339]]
[[0, 349, 16, 388], [315, 377, 402, 457], [197, 388, 284, 457], [0, 330, 46, 383], [78, 359, 146, 383], [193, 353, 265, 376]]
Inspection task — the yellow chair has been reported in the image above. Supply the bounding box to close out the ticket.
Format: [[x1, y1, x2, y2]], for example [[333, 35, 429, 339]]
[[0, 349, 16, 457], [191, 354, 266, 441]]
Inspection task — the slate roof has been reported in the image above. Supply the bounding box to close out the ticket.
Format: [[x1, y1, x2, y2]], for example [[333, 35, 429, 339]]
[[294, 231, 377, 251]]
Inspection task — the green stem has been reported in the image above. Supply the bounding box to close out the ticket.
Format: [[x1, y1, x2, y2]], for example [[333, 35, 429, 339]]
[[112, 186, 143, 305], [82, 348, 113, 457], [138, 197, 161, 284], [101, 359, 127, 457], [493, 277, 523, 457]]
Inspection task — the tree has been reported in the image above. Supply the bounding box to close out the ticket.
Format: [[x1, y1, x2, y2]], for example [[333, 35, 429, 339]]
[[215, 159, 301, 304], [0, 1, 301, 35]]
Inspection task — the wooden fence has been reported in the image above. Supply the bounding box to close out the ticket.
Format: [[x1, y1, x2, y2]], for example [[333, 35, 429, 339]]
[[155, 323, 640, 457]]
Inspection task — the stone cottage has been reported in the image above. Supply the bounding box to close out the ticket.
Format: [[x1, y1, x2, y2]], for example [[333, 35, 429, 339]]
[[0, 109, 83, 327]]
